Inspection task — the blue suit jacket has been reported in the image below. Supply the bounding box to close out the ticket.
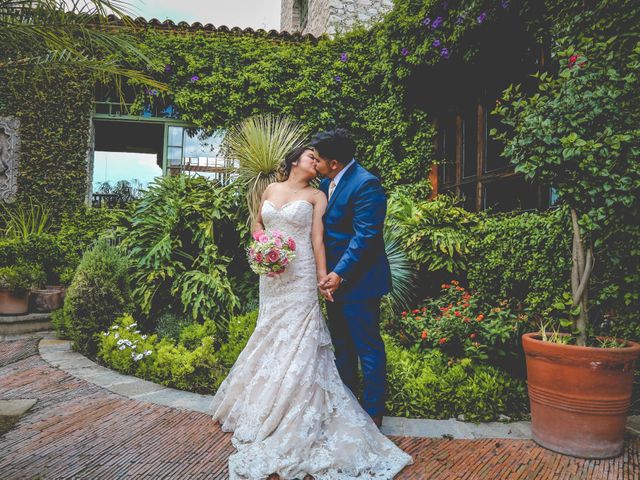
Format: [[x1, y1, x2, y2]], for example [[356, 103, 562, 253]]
[[320, 161, 392, 301]]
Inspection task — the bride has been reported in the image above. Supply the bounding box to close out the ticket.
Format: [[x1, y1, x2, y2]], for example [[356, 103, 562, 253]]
[[209, 146, 412, 480]]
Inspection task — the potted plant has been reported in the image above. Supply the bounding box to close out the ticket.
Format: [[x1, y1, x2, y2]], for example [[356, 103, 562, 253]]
[[0, 264, 44, 315], [493, 41, 640, 458]]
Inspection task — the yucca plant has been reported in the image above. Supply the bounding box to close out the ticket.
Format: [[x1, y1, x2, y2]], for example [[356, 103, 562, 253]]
[[224, 115, 307, 223], [384, 227, 417, 314], [0, 199, 51, 239]]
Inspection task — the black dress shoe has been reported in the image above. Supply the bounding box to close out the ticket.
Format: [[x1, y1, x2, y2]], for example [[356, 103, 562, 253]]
[[371, 415, 383, 428]]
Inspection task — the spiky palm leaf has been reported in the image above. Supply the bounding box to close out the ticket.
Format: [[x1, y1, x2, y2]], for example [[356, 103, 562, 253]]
[[0, 0, 165, 96], [384, 227, 417, 314], [224, 115, 307, 223]]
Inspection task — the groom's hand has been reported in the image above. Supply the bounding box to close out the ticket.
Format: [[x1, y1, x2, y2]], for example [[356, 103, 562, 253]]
[[319, 272, 342, 294]]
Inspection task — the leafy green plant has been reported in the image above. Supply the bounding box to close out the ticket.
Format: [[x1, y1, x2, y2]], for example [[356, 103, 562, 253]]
[[493, 41, 640, 345], [384, 335, 529, 422], [120, 174, 240, 329], [467, 208, 572, 319], [0, 200, 50, 239], [224, 114, 307, 223], [63, 239, 131, 357], [385, 281, 523, 361], [383, 227, 417, 314], [386, 193, 475, 274], [0, 263, 44, 291]]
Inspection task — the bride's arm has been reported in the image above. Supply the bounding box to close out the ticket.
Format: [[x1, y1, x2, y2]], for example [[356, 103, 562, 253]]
[[252, 184, 274, 233], [311, 191, 328, 282]]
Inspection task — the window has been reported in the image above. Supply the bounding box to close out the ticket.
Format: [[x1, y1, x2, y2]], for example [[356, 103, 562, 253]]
[[433, 101, 550, 212]]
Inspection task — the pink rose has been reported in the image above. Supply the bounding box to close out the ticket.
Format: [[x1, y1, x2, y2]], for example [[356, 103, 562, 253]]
[[274, 237, 283, 248], [281, 257, 289, 266], [258, 233, 269, 244], [254, 252, 263, 263], [252, 230, 264, 241], [271, 229, 283, 239], [287, 237, 296, 251], [267, 250, 280, 263]]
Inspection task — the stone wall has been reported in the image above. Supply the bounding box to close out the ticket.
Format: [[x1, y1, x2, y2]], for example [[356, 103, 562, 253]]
[[280, 0, 393, 36]]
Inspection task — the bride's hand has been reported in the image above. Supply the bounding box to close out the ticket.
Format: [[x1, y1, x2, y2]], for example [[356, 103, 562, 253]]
[[319, 287, 334, 303]]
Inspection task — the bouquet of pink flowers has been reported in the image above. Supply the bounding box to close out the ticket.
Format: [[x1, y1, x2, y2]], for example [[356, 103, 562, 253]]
[[248, 229, 297, 277]]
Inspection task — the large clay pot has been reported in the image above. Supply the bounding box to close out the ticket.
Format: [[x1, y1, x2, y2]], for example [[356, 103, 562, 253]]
[[30, 286, 65, 312], [522, 332, 640, 459], [0, 288, 30, 315]]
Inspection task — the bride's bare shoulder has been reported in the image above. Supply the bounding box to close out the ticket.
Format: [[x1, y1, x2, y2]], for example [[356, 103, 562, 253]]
[[308, 188, 327, 206]]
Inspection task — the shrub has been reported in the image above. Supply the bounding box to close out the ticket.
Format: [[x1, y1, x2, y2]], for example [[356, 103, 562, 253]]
[[385, 335, 529, 422], [217, 310, 258, 368], [121, 175, 240, 330], [385, 282, 524, 361], [98, 310, 258, 394], [0, 234, 69, 286], [64, 239, 131, 357], [467, 208, 572, 318], [0, 263, 44, 291], [155, 312, 195, 343], [386, 193, 476, 274]]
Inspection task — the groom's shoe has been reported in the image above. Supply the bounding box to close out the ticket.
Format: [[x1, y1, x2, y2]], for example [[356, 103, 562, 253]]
[[371, 415, 383, 428]]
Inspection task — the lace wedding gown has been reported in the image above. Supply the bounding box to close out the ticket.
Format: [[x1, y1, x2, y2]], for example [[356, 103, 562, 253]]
[[210, 199, 412, 480]]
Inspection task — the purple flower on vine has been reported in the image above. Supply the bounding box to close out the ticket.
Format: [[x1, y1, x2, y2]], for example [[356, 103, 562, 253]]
[[440, 48, 450, 59], [401, 47, 410, 57], [501, 0, 510, 8], [422, 17, 431, 26], [456, 15, 465, 25], [190, 75, 200, 83], [432, 39, 441, 48], [340, 52, 348, 62], [477, 12, 487, 24], [164, 64, 172, 73], [149, 89, 159, 96], [431, 16, 444, 30], [334, 75, 342, 84]]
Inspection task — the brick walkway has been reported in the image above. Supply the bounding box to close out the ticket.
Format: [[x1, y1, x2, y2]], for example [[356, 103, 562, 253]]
[[1, 337, 639, 479]]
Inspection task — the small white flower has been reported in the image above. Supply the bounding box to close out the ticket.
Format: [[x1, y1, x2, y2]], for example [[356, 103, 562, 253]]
[[132, 353, 143, 362], [118, 345, 126, 350], [117, 339, 124, 345], [111, 325, 118, 330], [102, 332, 108, 336], [114, 333, 120, 339], [141, 335, 147, 340], [134, 330, 141, 334], [144, 350, 152, 356], [124, 340, 132, 346], [130, 323, 137, 328]]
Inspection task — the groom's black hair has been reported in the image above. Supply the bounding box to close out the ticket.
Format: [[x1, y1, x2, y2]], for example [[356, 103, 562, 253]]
[[309, 129, 356, 164]]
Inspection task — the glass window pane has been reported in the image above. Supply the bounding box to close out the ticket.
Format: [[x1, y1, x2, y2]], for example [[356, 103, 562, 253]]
[[483, 176, 538, 212], [463, 106, 477, 178], [438, 112, 456, 186], [168, 146, 183, 162], [168, 126, 184, 147], [484, 108, 509, 173], [460, 183, 477, 212]]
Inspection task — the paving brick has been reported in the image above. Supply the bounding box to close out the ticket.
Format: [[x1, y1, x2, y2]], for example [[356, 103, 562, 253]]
[[0, 338, 638, 479]]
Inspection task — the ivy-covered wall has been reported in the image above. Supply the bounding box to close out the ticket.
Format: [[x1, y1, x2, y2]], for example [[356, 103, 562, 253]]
[[0, 70, 94, 221], [2, 0, 638, 218]]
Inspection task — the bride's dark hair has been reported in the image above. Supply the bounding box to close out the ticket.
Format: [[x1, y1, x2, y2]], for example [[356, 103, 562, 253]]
[[278, 145, 311, 180]]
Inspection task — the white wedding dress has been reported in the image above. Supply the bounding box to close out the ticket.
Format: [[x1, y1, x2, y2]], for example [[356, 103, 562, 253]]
[[210, 199, 412, 480]]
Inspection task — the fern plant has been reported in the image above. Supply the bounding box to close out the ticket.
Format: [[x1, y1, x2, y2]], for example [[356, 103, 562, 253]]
[[386, 193, 476, 273], [384, 227, 417, 314]]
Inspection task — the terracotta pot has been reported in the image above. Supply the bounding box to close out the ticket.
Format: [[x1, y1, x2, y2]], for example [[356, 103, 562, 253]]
[[522, 332, 640, 459], [0, 288, 30, 315], [30, 287, 65, 313]]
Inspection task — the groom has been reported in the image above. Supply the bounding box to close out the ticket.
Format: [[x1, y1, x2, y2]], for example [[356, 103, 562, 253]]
[[312, 129, 392, 428]]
